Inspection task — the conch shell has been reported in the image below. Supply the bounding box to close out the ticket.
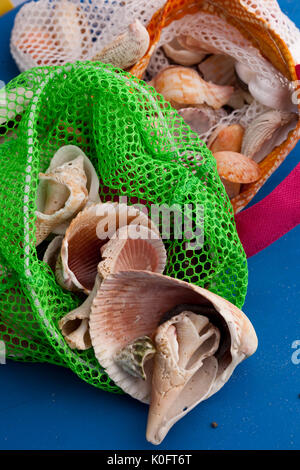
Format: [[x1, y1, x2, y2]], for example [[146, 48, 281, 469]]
[[150, 66, 234, 109], [46, 145, 100, 234], [235, 62, 296, 112], [241, 111, 297, 163], [208, 124, 245, 153], [163, 38, 206, 66], [56, 203, 159, 294], [36, 155, 88, 246], [178, 106, 227, 136], [89, 271, 258, 444], [92, 19, 149, 69]]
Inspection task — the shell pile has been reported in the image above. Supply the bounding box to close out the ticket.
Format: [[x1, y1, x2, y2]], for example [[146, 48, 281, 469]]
[[148, 37, 298, 201], [38, 145, 258, 444]]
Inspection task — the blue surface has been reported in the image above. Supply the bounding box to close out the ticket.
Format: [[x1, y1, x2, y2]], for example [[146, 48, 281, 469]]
[[0, 0, 299, 451]]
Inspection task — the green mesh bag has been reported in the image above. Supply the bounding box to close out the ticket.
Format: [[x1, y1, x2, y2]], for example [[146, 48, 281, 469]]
[[0, 61, 247, 392]]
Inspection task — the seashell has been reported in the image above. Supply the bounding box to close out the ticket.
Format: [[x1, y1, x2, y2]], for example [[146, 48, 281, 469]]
[[59, 276, 101, 350], [208, 124, 245, 153], [57, 203, 159, 294], [92, 19, 149, 70], [163, 38, 206, 66], [227, 89, 254, 110], [115, 336, 156, 380], [178, 106, 227, 136], [241, 111, 297, 163], [213, 151, 262, 184], [147, 311, 220, 445], [36, 156, 88, 246], [150, 66, 234, 110], [43, 235, 63, 272], [220, 179, 241, 200], [177, 35, 220, 55], [235, 62, 295, 112], [198, 55, 236, 86], [98, 224, 166, 281], [89, 270, 258, 444], [46, 145, 100, 234]]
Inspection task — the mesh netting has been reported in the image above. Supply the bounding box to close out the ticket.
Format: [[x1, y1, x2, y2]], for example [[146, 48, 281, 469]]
[[0, 62, 247, 392]]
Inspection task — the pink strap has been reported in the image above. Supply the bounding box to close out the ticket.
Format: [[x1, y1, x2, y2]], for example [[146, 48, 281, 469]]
[[235, 163, 300, 258], [235, 65, 300, 258]]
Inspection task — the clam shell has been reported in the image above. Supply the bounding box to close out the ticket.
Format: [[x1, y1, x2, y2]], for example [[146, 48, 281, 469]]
[[163, 38, 206, 66], [151, 66, 234, 109], [89, 271, 258, 413], [208, 124, 245, 153], [58, 203, 159, 294], [198, 55, 236, 86], [241, 111, 296, 163], [47, 145, 100, 234], [98, 224, 166, 280], [36, 155, 88, 246], [92, 19, 149, 69], [178, 106, 227, 136], [213, 151, 262, 183]]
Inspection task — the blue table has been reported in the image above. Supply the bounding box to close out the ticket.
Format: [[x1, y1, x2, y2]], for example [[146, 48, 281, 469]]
[[0, 0, 299, 451]]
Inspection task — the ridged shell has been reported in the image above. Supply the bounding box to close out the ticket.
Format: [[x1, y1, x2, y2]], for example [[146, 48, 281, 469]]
[[47, 145, 100, 234], [151, 66, 234, 109], [36, 156, 88, 246], [241, 111, 296, 162], [58, 203, 159, 294], [208, 124, 245, 153], [213, 151, 262, 183], [89, 271, 258, 414], [198, 55, 236, 86], [163, 38, 206, 66], [98, 224, 166, 280], [178, 106, 227, 136], [92, 19, 149, 69]]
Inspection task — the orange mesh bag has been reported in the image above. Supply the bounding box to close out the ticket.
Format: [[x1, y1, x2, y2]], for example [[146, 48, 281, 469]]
[[131, 0, 300, 212]]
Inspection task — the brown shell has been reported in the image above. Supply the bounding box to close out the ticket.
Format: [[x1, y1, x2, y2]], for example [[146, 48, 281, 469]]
[[213, 151, 262, 184]]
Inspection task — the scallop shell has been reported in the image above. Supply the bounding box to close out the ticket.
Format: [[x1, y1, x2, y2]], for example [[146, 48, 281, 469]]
[[36, 155, 88, 246], [43, 235, 63, 272], [57, 203, 159, 294], [163, 38, 206, 66], [98, 224, 166, 281], [213, 151, 262, 184], [198, 55, 236, 86], [92, 19, 150, 69], [178, 106, 227, 136], [208, 124, 245, 153], [47, 145, 100, 234], [89, 270, 258, 444], [59, 276, 101, 351], [151, 66, 234, 110], [241, 111, 296, 163]]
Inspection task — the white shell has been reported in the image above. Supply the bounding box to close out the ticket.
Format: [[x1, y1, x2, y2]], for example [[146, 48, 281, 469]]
[[47, 145, 100, 234], [163, 38, 206, 66], [92, 19, 149, 69], [36, 155, 88, 246]]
